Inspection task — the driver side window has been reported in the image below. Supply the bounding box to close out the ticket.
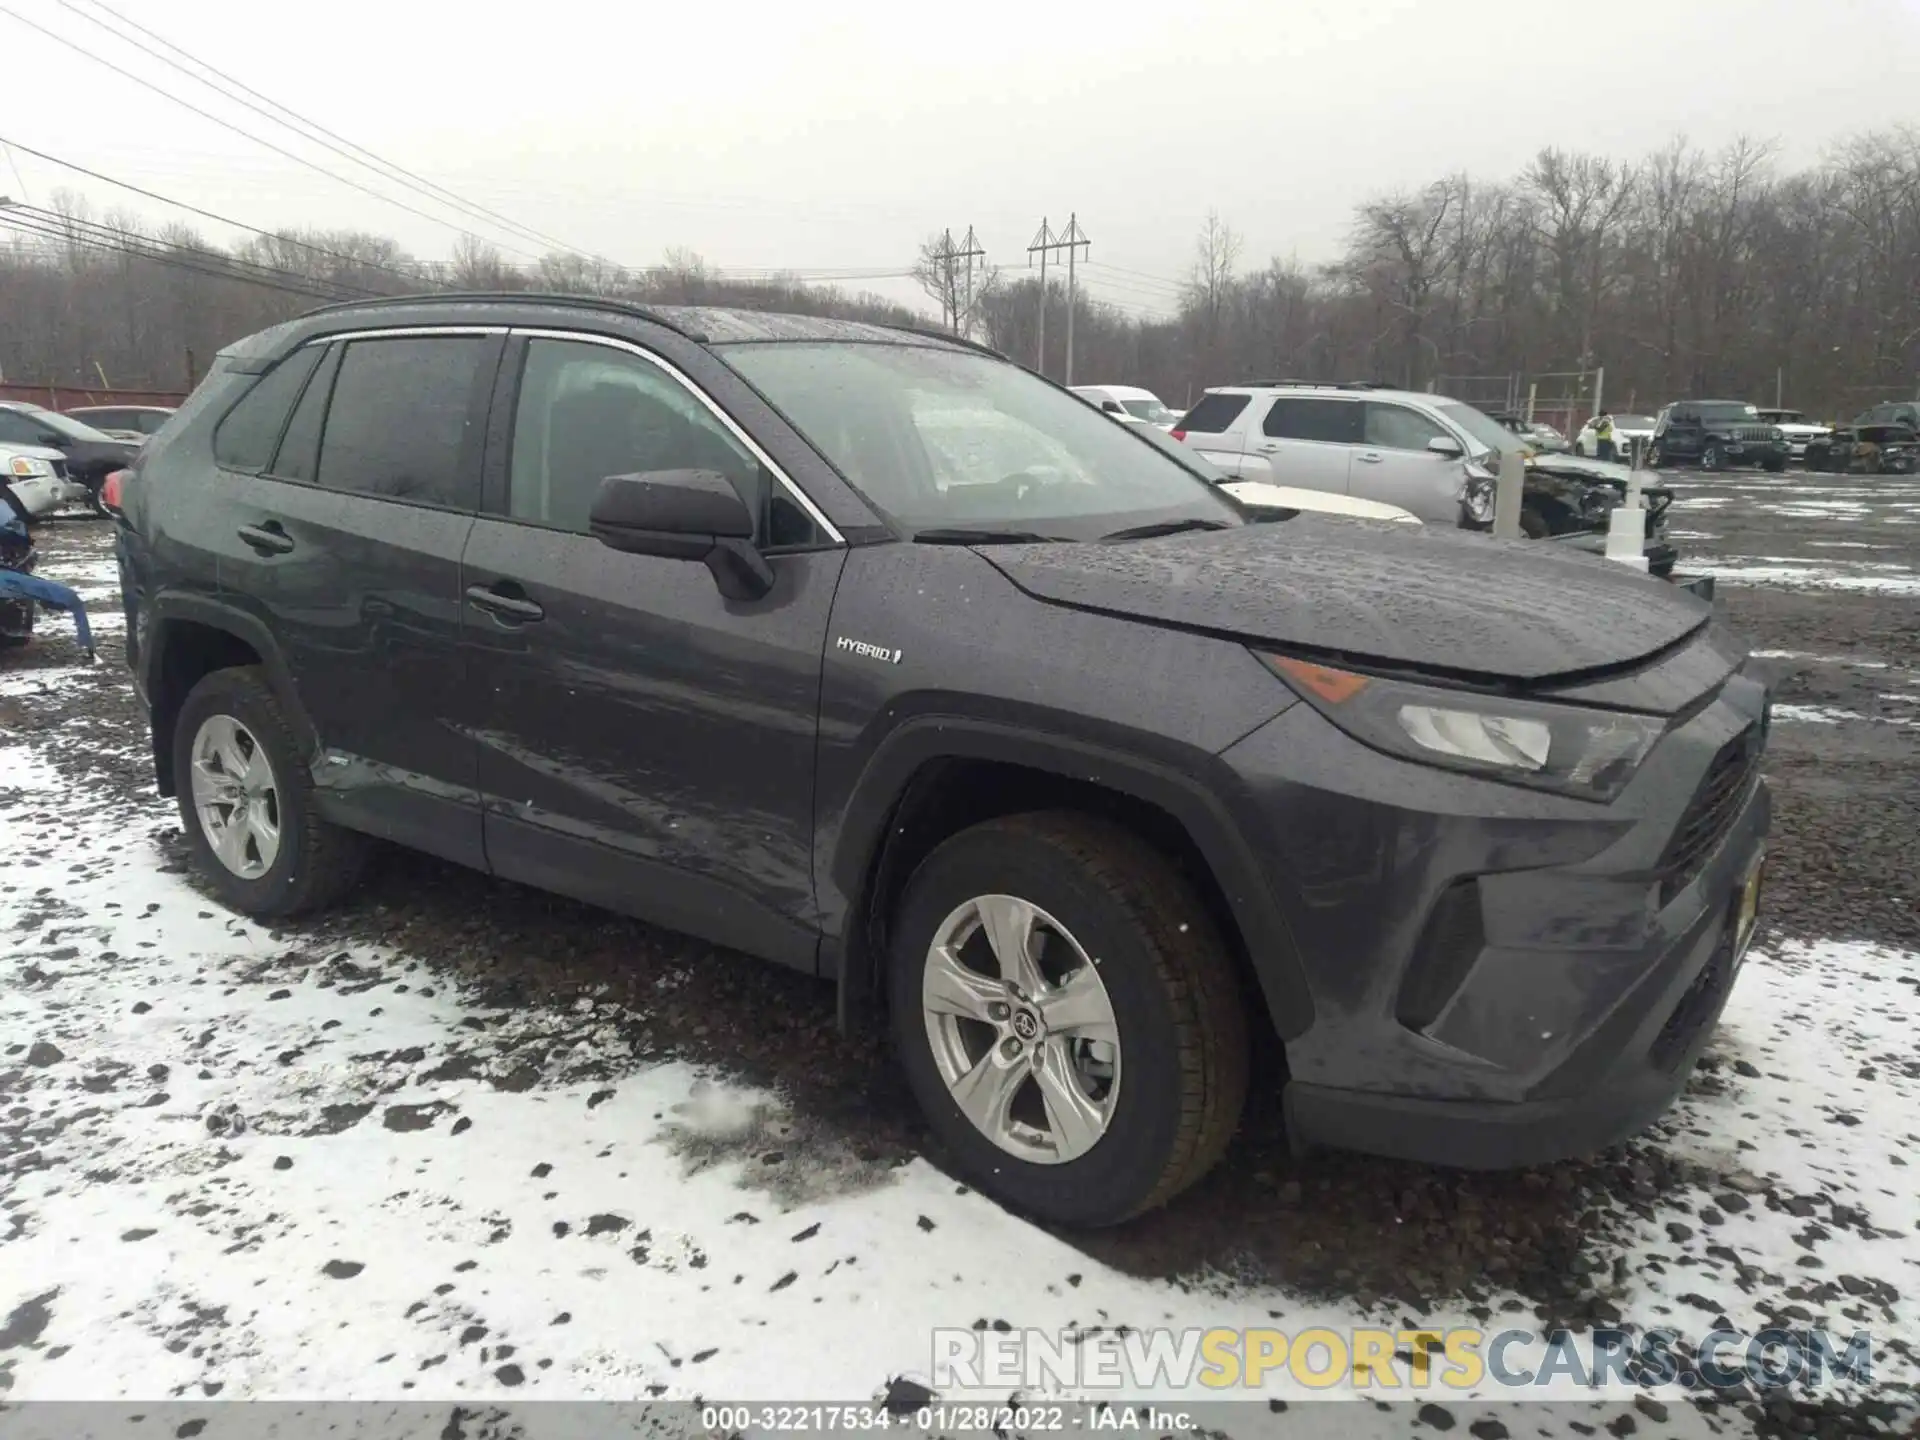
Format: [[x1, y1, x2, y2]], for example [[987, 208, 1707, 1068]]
[[1363, 403, 1448, 451], [507, 338, 819, 545]]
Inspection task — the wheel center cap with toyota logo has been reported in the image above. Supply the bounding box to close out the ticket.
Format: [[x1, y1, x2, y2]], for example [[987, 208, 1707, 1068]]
[[1011, 1009, 1041, 1041]]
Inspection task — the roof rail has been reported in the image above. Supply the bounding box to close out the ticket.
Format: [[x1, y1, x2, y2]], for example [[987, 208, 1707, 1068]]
[[890, 324, 1008, 360], [297, 290, 701, 340]]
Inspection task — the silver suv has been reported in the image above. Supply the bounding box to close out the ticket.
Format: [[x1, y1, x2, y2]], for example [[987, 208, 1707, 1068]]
[[1172, 382, 1516, 526]]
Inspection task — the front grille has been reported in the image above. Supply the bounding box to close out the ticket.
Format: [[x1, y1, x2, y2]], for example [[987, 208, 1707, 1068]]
[[1657, 726, 1761, 904], [1651, 930, 1735, 1070], [1734, 426, 1773, 445], [50, 458, 68, 480]]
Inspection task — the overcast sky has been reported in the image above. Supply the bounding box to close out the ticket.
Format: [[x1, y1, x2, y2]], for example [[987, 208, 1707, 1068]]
[[3, 0, 1916, 320]]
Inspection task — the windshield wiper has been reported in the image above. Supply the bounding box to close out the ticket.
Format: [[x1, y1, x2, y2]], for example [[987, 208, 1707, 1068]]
[[1098, 518, 1233, 542], [911, 527, 1069, 545]]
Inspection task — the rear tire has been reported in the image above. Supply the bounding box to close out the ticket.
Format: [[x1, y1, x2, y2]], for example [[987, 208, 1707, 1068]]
[[173, 666, 366, 918], [889, 812, 1248, 1227]]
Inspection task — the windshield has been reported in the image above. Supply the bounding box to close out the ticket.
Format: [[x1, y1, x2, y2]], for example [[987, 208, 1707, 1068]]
[[1435, 402, 1517, 457], [14, 409, 117, 443], [1698, 402, 1760, 423], [1613, 415, 1656, 429], [1121, 398, 1178, 425], [720, 343, 1238, 536]]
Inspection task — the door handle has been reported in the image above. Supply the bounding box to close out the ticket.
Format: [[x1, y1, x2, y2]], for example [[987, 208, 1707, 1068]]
[[1255, 441, 1280, 452], [465, 583, 545, 624], [236, 522, 294, 555], [1356, 451, 1384, 463]]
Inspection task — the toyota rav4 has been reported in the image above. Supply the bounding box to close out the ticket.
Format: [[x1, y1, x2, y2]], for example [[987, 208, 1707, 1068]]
[[112, 296, 1772, 1226]]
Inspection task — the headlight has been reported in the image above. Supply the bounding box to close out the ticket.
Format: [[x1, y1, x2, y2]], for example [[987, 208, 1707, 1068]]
[[1770, 427, 1785, 441], [1256, 653, 1666, 800], [8, 456, 53, 478]]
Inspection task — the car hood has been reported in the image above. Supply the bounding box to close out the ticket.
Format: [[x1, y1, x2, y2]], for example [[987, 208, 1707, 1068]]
[[980, 521, 1711, 685]]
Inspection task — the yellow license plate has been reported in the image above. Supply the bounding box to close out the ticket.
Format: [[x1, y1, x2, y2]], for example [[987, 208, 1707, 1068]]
[[1735, 853, 1765, 954]]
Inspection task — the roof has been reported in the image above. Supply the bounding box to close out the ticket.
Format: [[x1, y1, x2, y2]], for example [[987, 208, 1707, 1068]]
[[295, 292, 977, 352], [1072, 384, 1160, 400], [1205, 382, 1451, 405]]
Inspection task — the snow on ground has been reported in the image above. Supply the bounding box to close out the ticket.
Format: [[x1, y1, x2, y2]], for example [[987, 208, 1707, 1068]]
[[3, 534, 1918, 1437]]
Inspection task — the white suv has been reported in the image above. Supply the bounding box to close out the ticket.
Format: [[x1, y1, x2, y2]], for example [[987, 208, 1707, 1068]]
[[1172, 382, 1515, 526]]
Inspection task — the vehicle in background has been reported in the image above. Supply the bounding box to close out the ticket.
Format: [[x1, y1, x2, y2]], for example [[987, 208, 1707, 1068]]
[[1491, 412, 1571, 453], [0, 441, 90, 519], [0, 402, 142, 509], [1172, 382, 1510, 525], [1648, 401, 1788, 472], [1576, 413, 1657, 463], [0, 512, 37, 649], [1171, 382, 1683, 575], [1852, 400, 1920, 432], [1126, 418, 1420, 523], [66, 404, 177, 443], [116, 293, 1769, 1224], [1753, 409, 1829, 463], [1071, 384, 1180, 429], [1804, 421, 1920, 475]]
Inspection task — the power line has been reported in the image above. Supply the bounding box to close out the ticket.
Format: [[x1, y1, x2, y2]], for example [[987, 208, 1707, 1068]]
[[0, 211, 363, 302], [54, 0, 594, 261], [0, 133, 438, 291], [0, 1, 546, 260], [0, 201, 380, 297]]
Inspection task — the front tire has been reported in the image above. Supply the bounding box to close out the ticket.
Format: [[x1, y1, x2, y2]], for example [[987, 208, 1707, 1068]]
[[1700, 442, 1724, 472], [173, 666, 366, 918], [889, 813, 1248, 1226]]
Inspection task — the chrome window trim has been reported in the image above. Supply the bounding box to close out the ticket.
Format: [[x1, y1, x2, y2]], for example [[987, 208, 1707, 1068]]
[[508, 327, 845, 545], [300, 325, 509, 341]]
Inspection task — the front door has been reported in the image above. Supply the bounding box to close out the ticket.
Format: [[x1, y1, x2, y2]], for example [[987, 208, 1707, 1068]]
[[1355, 401, 1466, 523], [212, 331, 497, 869], [1249, 396, 1359, 495], [461, 333, 845, 971]]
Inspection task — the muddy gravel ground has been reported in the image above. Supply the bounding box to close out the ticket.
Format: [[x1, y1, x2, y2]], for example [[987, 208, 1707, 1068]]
[[2, 471, 1917, 1434]]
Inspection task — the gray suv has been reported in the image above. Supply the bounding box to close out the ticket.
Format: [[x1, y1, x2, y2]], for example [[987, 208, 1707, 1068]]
[[1174, 382, 1520, 526]]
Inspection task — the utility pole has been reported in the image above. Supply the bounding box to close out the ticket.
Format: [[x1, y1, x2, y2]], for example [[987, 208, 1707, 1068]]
[[1027, 218, 1055, 373], [1027, 215, 1089, 380], [1060, 215, 1089, 385], [952, 222, 983, 341]]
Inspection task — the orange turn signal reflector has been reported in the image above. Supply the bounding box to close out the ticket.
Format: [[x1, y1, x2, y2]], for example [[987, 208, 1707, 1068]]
[[1262, 654, 1370, 704]]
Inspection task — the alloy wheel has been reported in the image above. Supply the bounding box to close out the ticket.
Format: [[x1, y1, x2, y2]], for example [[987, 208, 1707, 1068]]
[[921, 894, 1121, 1164], [190, 714, 282, 879]]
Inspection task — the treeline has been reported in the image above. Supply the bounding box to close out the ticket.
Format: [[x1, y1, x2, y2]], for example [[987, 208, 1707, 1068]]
[[0, 208, 924, 393], [3, 127, 1917, 422], [973, 128, 1920, 418]]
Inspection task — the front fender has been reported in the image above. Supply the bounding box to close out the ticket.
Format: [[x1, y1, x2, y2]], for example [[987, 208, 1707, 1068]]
[[825, 713, 1316, 1043]]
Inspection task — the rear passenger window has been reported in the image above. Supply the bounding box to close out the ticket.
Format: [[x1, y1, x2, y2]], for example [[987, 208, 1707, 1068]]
[[1263, 397, 1362, 444], [1363, 403, 1449, 451], [213, 348, 323, 473], [315, 338, 486, 508], [269, 345, 340, 483], [1177, 393, 1251, 434]]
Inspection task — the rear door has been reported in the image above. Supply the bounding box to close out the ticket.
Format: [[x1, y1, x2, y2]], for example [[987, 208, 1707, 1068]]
[[212, 328, 499, 868], [1173, 392, 1255, 475], [459, 330, 844, 971], [1355, 401, 1464, 523], [1249, 395, 1360, 494]]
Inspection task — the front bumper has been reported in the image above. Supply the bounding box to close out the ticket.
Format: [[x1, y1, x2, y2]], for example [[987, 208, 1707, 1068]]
[[1220, 654, 1771, 1168]]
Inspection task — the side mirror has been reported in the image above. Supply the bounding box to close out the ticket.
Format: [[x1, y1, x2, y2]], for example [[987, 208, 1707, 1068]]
[[1426, 435, 1464, 458], [1102, 400, 1124, 414], [588, 469, 773, 601], [38, 432, 65, 449]]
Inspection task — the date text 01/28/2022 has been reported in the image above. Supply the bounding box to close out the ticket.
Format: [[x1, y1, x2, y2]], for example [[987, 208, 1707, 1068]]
[[698, 1404, 1119, 1432]]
